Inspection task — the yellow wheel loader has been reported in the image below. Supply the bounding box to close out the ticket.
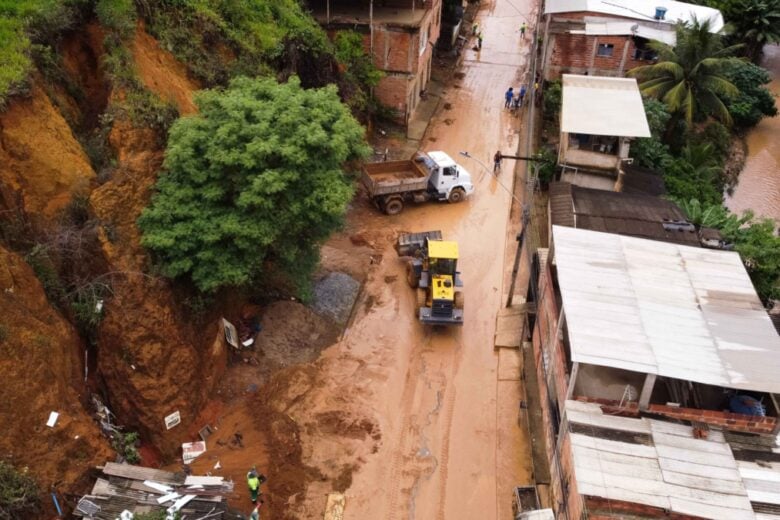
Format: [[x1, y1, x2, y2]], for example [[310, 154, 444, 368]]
[[396, 230, 464, 326]]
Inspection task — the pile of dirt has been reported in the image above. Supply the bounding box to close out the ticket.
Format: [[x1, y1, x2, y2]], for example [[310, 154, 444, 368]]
[[0, 245, 112, 496], [89, 117, 226, 458], [0, 84, 95, 223], [255, 300, 340, 370]]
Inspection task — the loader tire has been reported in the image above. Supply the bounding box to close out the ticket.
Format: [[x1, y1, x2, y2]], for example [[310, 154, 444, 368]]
[[454, 291, 464, 309], [406, 261, 419, 288], [416, 288, 427, 309]]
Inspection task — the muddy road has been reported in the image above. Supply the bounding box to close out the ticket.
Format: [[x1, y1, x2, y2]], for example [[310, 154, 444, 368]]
[[293, 1, 536, 518]]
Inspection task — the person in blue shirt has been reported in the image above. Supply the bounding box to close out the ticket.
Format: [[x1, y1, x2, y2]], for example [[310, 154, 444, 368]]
[[504, 87, 514, 108], [519, 84, 527, 107]]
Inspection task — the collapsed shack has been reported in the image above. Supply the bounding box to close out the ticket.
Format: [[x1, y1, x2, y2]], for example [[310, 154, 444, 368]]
[[74, 462, 235, 519]]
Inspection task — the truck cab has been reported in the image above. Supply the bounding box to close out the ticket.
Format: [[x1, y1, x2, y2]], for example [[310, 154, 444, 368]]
[[417, 151, 475, 203]]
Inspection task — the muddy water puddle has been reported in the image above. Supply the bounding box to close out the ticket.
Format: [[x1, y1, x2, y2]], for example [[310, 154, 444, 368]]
[[726, 45, 780, 222]]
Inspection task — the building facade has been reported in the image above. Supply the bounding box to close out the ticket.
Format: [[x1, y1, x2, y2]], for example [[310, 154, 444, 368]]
[[311, 0, 443, 124]]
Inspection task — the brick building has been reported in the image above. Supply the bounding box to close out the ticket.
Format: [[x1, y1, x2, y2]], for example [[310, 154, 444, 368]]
[[529, 225, 780, 519], [309, 0, 442, 124], [540, 0, 723, 79]]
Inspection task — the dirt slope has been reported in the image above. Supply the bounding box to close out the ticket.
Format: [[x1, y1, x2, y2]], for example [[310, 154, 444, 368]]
[[0, 84, 95, 223], [0, 246, 112, 493]]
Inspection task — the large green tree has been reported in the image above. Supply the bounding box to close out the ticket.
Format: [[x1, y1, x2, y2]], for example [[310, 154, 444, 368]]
[[138, 76, 368, 293], [723, 58, 778, 127], [718, 0, 780, 62], [628, 17, 742, 126]]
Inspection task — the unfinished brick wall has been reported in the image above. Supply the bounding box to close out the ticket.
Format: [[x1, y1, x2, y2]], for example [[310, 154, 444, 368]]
[[546, 12, 661, 78], [648, 404, 778, 435], [586, 496, 707, 519], [532, 260, 579, 519]]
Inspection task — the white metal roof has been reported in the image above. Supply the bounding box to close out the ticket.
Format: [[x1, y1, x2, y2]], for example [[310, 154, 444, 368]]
[[572, 20, 677, 45], [565, 400, 776, 519], [561, 75, 651, 137], [552, 225, 780, 393], [544, 0, 724, 32]]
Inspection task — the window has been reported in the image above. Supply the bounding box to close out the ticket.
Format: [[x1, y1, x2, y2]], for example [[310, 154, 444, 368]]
[[597, 43, 614, 57], [419, 24, 428, 56]]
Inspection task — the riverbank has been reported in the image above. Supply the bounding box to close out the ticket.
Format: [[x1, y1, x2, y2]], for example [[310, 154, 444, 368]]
[[726, 44, 780, 222]]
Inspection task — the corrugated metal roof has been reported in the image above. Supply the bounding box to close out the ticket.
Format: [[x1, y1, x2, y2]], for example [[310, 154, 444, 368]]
[[561, 75, 652, 137], [566, 400, 775, 519], [553, 225, 780, 393], [544, 0, 724, 32], [549, 182, 700, 246]]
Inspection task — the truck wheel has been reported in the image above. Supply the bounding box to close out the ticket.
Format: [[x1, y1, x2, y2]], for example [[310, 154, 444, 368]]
[[448, 187, 466, 203], [417, 288, 427, 309], [385, 198, 404, 215], [454, 291, 464, 309], [406, 261, 419, 288]]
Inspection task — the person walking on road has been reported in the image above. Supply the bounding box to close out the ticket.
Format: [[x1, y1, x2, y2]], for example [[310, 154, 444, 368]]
[[520, 23, 527, 39], [477, 31, 484, 50], [493, 151, 503, 173], [504, 87, 514, 108], [519, 84, 527, 107]]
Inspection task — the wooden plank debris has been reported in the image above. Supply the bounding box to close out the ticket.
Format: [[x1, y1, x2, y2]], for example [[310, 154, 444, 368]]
[[324, 492, 346, 520]]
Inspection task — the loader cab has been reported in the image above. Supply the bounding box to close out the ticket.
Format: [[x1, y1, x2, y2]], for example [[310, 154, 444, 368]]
[[425, 239, 464, 323], [420, 151, 475, 201]]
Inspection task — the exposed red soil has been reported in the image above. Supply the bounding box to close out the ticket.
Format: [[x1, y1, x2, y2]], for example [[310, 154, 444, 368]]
[[132, 21, 200, 115], [0, 245, 112, 498], [0, 83, 95, 222]]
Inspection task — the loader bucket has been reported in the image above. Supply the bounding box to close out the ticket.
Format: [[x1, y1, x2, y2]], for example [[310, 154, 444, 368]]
[[395, 230, 443, 257]]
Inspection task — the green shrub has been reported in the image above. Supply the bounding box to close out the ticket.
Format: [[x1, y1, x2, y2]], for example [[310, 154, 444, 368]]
[[138, 76, 368, 294], [112, 431, 140, 463], [542, 80, 562, 120], [724, 59, 778, 128], [0, 460, 40, 520], [95, 0, 136, 37]]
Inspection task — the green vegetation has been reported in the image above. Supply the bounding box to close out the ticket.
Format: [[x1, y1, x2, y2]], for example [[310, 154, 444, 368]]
[[142, 0, 329, 86], [543, 80, 562, 120], [723, 58, 778, 128], [334, 31, 383, 112], [138, 76, 368, 295], [716, 0, 780, 62], [0, 461, 40, 520], [676, 199, 780, 302], [629, 17, 741, 126], [112, 431, 140, 463]]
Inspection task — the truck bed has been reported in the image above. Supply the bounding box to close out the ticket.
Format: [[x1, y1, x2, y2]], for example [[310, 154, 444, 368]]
[[361, 159, 430, 196]]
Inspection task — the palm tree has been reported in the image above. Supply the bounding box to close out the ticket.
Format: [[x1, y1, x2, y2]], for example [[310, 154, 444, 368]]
[[628, 17, 742, 126], [719, 0, 780, 62]]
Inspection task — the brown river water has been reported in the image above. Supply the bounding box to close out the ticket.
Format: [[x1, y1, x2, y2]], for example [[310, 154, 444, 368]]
[[726, 45, 780, 222]]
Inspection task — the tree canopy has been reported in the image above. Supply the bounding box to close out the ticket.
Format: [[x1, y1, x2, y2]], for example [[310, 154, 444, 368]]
[[717, 0, 780, 62], [628, 17, 742, 125], [138, 76, 368, 293]]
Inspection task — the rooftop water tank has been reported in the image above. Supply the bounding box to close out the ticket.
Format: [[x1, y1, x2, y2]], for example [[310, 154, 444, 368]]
[[654, 6, 668, 19]]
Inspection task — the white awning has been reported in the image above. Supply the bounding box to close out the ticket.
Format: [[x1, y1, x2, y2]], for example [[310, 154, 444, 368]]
[[553, 225, 780, 393], [577, 21, 677, 45], [561, 75, 651, 137]]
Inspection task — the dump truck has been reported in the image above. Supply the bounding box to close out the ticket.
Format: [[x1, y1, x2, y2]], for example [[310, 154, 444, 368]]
[[396, 230, 464, 326], [362, 151, 475, 215]]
